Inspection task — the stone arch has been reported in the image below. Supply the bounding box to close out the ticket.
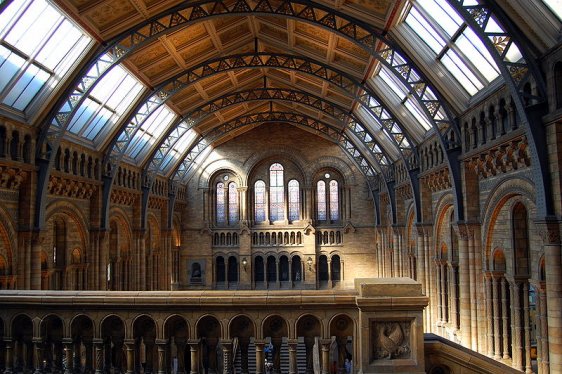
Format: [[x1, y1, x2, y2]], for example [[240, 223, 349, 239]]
[[0, 205, 16, 273], [197, 160, 246, 189], [228, 314, 256, 339], [70, 314, 95, 340], [196, 314, 222, 339], [309, 156, 357, 188], [244, 146, 308, 185], [45, 199, 89, 248], [481, 178, 536, 271]]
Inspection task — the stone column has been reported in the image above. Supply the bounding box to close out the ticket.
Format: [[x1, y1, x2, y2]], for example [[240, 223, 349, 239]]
[[32, 338, 43, 374], [540, 223, 562, 373], [511, 280, 523, 370], [221, 340, 232, 374], [539, 285, 550, 373], [491, 275, 501, 359], [454, 224, 471, 347], [187, 340, 199, 374], [448, 263, 459, 331], [501, 278, 510, 360], [254, 340, 265, 374], [287, 339, 298, 374], [63, 339, 73, 374], [31, 231, 45, 290], [484, 274, 494, 357], [93, 339, 104, 374], [4, 339, 13, 374], [239, 186, 248, 222], [467, 224, 478, 350], [156, 340, 166, 374], [320, 339, 331, 374], [124, 340, 135, 374], [523, 282, 532, 374]]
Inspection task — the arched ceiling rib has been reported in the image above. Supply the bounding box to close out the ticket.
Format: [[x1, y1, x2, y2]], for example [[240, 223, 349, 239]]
[[34, 0, 468, 228]]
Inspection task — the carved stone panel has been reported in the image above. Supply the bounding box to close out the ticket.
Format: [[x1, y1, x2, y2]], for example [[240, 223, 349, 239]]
[[371, 320, 412, 361]]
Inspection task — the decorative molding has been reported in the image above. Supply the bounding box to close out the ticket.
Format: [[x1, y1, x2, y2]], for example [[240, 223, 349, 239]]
[[465, 136, 530, 180], [48, 175, 95, 200]]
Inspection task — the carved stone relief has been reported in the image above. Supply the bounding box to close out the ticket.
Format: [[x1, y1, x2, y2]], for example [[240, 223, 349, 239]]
[[371, 321, 411, 360]]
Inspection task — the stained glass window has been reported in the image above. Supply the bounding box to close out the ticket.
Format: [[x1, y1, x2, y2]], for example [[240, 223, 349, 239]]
[[216, 182, 225, 225], [0, 0, 91, 113], [255, 180, 266, 223], [270, 163, 284, 221], [329, 180, 339, 221], [317, 180, 326, 221], [288, 179, 300, 221], [228, 182, 238, 224]]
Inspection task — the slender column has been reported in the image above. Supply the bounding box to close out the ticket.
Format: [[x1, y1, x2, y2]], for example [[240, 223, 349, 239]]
[[539, 286, 549, 373], [468, 227, 478, 350], [32, 338, 43, 374], [93, 339, 103, 374], [501, 278, 510, 360], [221, 340, 232, 374], [287, 340, 298, 374], [485, 275, 494, 357], [454, 224, 471, 347], [543, 233, 562, 373], [523, 282, 532, 374], [254, 340, 265, 374], [156, 340, 166, 374], [63, 339, 73, 374], [512, 281, 523, 370], [188, 340, 199, 374], [31, 232, 45, 290], [491, 276, 501, 359], [320, 339, 330, 374], [449, 264, 459, 331], [440, 263, 447, 324], [124, 341, 135, 374], [5, 339, 14, 374], [239, 187, 248, 222]]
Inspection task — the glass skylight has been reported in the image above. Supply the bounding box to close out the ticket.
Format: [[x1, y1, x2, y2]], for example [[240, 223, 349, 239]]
[[543, 0, 562, 20], [405, 0, 501, 96], [0, 0, 91, 112], [160, 126, 198, 174], [374, 66, 432, 131], [126, 104, 177, 162], [66, 60, 145, 142]]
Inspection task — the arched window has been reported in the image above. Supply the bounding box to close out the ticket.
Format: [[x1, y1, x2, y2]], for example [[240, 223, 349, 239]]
[[228, 182, 239, 224], [269, 163, 284, 221], [555, 62, 562, 109], [317, 181, 326, 221], [279, 256, 289, 282], [288, 179, 300, 221], [329, 180, 339, 221], [512, 203, 530, 275], [317, 173, 341, 222], [216, 182, 225, 224], [331, 255, 341, 282], [215, 257, 225, 283], [267, 256, 277, 282], [254, 180, 266, 223], [255, 256, 264, 283], [227, 256, 238, 283], [292, 257, 302, 282]]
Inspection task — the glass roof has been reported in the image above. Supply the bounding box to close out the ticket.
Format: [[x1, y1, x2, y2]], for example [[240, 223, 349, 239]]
[[404, 0, 501, 96], [126, 104, 177, 163], [66, 60, 145, 143], [0, 0, 91, 113], [543, 0, 562, 19], [160, 126, 198, 175]]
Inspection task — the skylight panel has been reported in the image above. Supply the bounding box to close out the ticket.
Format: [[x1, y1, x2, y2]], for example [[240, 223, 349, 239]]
[[378, 67, 408, 100], [66, 61, 144, 141], [543, 0, 562, 20], [126, 104, 177, 162], [161, 128, 198, 174], [404, 0, 502, 96], [0, 0, 91, 113]]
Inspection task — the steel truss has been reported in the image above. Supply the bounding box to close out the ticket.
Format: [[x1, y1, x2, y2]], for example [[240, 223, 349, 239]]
[[33, 0, 462, 228]]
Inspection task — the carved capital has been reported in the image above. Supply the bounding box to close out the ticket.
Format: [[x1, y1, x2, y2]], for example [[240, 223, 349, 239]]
[[536, 220, 561, 245]]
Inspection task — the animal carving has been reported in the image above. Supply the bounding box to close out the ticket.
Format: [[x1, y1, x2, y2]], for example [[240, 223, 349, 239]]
[[374, 322, 409, 359]]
